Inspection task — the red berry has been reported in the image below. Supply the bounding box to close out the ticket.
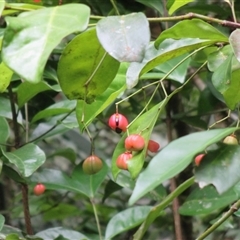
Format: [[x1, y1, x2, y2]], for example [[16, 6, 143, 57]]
[[223, 135, 238, 145], [82, 155, 103, 175], [108, 113, 128, 133], [34, 183, 46, 196], [147, 140, 160, 153], [125, 134, 145, 151], [116, 152, 132, 170], [194, 154, 205, 166]]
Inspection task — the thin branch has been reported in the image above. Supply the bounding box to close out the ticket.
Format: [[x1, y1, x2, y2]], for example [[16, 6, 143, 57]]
[[24, 108, 76, 146], [90, 198, 102, 240], [8, 84, 21, 148], [90, 12, 240, 29], [197, 199, 240, 240]]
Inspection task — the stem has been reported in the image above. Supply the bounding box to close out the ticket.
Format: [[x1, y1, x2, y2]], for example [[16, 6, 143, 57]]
[[90, 12, 240, 29], [21, 184, 33, 235], [110, 0, 120, 15], [197, 199, 240, 240], [133, 177, 195, 240], [208, 109, 231, 129], [166, 81, 183, 240], [25, 108, 76, 145], [90, 198, 102, 240], [8, 84, 21, 148]]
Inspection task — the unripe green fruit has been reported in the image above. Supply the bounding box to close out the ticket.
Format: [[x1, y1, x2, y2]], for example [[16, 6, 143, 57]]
[[223, 135, 238, 145], [82, 155, 103, 175]]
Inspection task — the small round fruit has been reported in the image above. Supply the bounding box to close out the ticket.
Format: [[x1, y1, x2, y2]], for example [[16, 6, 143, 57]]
[[108, 113, 128, 133], [116, 152, 132, 170], [125, 134, 145, 151], [83, 155, 103, 175], [34, 183, 46, 196], [194, 154, 205, 166], [223, 135, 238, 145], [147, 140, 160, 153]]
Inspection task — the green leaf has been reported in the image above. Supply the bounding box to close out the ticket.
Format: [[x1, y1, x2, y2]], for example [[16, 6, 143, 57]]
[[0, 62, 13, 92], [2, 165, 26, 183], [105, 206, 152, 240], [2, 4, 90, 83], [6, 234, 20, 240], [36, 227, 89, 240], [229, 29, 240, 62], [207, 45, 233, 71], [96, 12, 150, 62], [47, 148, 76, 163], [167, 0, 194, 15], [102, 180, 122, 203], [154, 53, 191, 83], [31, 100, 76, 123], [17, 81, 60, 108], [76, 63, 127, 131], [127, 39, 212, 89], [0, 117, 10, 144], [3, 143, 46, 177], [155, 19, 228, 47], [112, 101, 165, 179], [0, 214, 5, 231], [129, 128, 237, 205], [179, 185, 237, 216], [223, 69, 240, 109], [31, 163, 108, 198], [135, 0, 164, 14], [57, 28, 120, 103], [211, 53, 233, 94], [0, 0, 5, 17], [195, 144, 240, 194]]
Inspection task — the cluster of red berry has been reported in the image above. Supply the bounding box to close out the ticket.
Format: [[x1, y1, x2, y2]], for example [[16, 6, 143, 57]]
[[108, 113, 160, 171], [194, 134, 238, 166]]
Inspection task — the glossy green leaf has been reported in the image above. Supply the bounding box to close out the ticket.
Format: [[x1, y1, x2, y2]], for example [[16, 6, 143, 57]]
[[129, 128, 237, 205], [17, 81, 60, 108], [58, 28, 120, 103], [211, 53, 232, 94], [105, 206, 152, 240], [76, 63, 127, 131], [229, 29, 240, 62], [31, 100, 76, 123], [6, 234, 20, 240], [0, 117, 10, 144], [31, 163, 108, 198], [3, 143, 46, 177], [4, 3, 44, 11], [167, 0, 194, 15], [112, 101, 165, 179], [155, 19, 228, 47], [0, 62, 13, 92], [96, 13, 150, 62], [195, 144, 240, 194], [127, 39, 211, 89], [0, 214, 5, 231], [223, 69, 240, 109], [179, 185, 237, 216], [36, 227, 89, 240], [2, 4, 90, 83]]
